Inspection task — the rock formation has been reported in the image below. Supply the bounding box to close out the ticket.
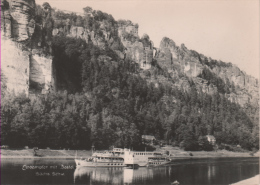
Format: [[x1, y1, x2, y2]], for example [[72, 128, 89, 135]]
[[1, 39, 30, 95], [1, 0, 35, 41], [157, 37, 204, 78], [1, 0, 54, 96], [1, 0, 258, 109], [156, 37, 258, 107]]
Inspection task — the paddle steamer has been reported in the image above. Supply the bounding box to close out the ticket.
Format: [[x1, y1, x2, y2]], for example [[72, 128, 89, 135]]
[[75, 148, 171, 167]]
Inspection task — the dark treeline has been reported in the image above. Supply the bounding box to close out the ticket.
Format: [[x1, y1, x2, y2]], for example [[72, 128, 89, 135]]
[[1, 35, 259, 151]]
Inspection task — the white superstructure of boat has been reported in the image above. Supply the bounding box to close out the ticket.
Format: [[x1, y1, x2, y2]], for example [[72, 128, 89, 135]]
[[92, 148, 125, 157], [124, 150, 171, 167], [75, 148, 127, 167], [75, 156, 125, 167]]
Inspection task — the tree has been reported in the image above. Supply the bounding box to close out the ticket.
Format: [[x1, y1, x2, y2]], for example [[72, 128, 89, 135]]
[[75, 16, 84, 27], [198, 136, 213, 151], [181, 130, 199, 151], [83, 6, 93, 14], [42, 2, 51, 10]]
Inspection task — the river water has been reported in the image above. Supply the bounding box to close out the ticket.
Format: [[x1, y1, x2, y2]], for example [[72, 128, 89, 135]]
[[1, 157, 259, 185]]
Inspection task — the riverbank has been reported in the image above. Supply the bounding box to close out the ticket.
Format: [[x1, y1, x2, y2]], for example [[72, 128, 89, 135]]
[[1, 146, 258, 159], [161, 146, 259, 158], [231, 174, 259, 185], [0, 149, 92, 158]]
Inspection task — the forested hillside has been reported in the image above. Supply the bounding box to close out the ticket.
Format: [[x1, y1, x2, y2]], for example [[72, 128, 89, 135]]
[[1, 2, 259, 151]]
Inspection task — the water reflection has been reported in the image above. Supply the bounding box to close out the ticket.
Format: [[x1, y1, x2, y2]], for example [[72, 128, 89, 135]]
[[1, 158, 259, 185], [74, 167, 123, 184], [207, 164, 216, 180], [74, 167, 163, 184], [73, 158, 259, 185]]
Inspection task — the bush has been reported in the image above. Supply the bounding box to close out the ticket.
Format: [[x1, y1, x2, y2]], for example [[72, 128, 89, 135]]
[[183, 140, 199, 151], [219, 144, 248, 152], [225, 145, 231, 150], [198, 136, 213, 151], [179, 141, 185, 149], [134, 144, 155, 151], [218, 144, 225, 150], [171, 141, 179, 147]]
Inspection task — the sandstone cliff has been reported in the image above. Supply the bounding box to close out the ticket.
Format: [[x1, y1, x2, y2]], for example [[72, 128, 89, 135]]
[[1, 0, 258, 109], [1, 0, 54, 95], [155, 37, 258, 107]]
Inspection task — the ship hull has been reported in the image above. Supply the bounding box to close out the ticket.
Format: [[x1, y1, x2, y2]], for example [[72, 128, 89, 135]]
[[147, 160, 171, 167], [75, 159, 126, 167], [125, 160, 171, 167]]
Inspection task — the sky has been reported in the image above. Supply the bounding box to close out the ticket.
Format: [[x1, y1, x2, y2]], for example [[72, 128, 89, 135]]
[[35, 0, 259, 78]]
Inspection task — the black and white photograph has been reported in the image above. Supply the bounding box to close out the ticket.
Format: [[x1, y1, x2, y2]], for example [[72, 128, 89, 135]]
[[1, 0, 259, 184]]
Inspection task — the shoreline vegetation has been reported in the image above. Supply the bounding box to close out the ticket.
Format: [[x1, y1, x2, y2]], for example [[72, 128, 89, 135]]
[[1, 146, 259, 159]]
